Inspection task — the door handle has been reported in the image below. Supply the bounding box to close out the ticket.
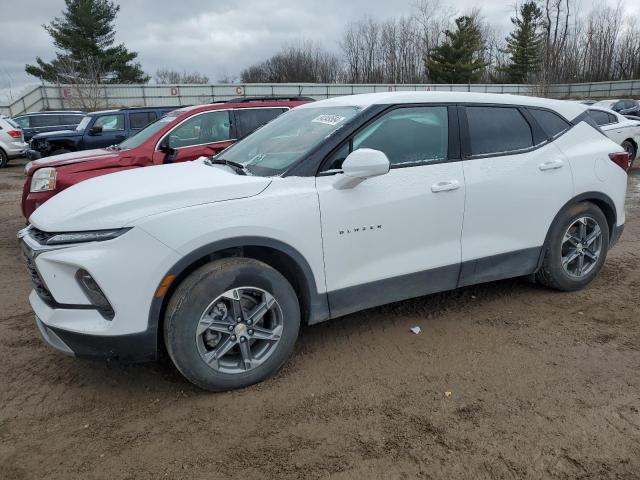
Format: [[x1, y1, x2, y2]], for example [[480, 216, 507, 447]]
[[538, 160, 564, 171], [431, 180, 461, 193]]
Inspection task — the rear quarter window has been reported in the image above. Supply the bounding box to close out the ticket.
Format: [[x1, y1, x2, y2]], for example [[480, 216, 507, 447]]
[[528, 108, 571, 138], [236, 108, 288, 138], [466, 106, 533, 156]]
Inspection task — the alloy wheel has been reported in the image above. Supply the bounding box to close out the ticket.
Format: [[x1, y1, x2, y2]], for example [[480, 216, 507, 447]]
[[195, 287, 283, 374], [561, 216, 603, 278]]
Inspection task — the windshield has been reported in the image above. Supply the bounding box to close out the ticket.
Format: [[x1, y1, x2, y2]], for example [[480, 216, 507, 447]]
[[75, 116, 92, 131], [219, 106, 363, 176], [119, 115, 177, 149]]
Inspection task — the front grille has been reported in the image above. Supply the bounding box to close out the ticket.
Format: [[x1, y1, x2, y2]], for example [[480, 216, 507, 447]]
[[21, 241, 55, 304], [29, 227, 55, 245]]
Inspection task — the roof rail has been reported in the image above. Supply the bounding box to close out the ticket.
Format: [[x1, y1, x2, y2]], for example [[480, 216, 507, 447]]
[[116, 105, 190, 111], [214, 96, 315, 104]]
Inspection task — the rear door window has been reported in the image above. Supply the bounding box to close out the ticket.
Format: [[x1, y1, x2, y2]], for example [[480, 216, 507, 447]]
[[130, 111, 157, 130], [59, 115, 83, 126], [466, 107, 533, 156], [31, 115, 60, 128], [588, 110, 615, 126], [236, 108, 288, 138], [528, 108, 571, 138]]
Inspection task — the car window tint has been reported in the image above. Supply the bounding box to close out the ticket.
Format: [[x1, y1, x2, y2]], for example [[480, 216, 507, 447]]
[[466, 107, 533, 156], [236, 108, 287, 138], [94, 114, 125, 131], [14, 117, 30, 128], [31, 115, 60, 128], [352, 106, 449, 166], [588, 110, 612, 126], [59, 115, 83, 126], [167, 111, 231, 148], [130, 111, 157, 129], [528, 108, 571, 138]]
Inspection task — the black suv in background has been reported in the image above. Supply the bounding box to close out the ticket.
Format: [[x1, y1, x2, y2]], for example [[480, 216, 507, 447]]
[[26, 106, 179, 159], [13, 111, 85, 142]]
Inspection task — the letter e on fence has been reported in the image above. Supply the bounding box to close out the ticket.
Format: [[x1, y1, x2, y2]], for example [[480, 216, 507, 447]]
[[170, 87, 179, 96]]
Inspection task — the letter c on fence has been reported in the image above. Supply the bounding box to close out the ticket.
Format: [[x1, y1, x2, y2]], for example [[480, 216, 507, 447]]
[[235, 86, 244, 95]]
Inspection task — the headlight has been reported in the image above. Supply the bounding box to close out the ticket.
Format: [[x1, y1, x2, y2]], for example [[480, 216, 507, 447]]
[[30, 167, 57, 192], [39, 228, 131, 246]]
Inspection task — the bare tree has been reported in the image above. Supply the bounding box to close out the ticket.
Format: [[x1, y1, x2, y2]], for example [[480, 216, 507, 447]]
[[240, 41, 341, 83], [155, 69, 209, 84], [55, 55, 108, 111]]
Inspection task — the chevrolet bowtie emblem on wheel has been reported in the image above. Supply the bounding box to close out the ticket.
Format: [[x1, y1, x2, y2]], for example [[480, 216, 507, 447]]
[[339, 225, 383, 235]]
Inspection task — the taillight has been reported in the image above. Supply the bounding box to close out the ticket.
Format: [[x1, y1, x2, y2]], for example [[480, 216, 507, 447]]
[[609, 152, 630, 171], [7, 130, 22, 139]]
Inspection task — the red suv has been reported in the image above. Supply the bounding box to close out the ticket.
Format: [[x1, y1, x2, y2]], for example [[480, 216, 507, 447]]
[[22, 98, 311, 218]]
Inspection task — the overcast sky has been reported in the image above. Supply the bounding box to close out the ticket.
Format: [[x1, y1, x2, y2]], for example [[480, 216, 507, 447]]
[[2, 0, 639, 98]]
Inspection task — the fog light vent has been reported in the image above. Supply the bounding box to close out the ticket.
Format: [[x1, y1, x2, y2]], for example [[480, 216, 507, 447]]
[[75, 269, 114, 320]]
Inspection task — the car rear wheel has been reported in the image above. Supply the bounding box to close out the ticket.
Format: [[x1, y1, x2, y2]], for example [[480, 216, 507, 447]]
[[0, 149, 7, 168], [536, 202, 609, 291], [164, 257, 300, 391]]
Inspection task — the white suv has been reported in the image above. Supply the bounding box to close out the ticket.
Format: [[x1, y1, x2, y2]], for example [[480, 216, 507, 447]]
[[0, 115, 28, 167], [19, 92, 628, 391]]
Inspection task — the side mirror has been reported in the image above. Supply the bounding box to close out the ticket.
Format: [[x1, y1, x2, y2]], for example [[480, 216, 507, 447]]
[[159, 138, 177, 163], [334, 148, 390, 189], [89, 125, 103, 135]]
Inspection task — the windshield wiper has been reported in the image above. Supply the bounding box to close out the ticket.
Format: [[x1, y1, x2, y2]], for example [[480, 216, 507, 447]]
[[205, 158, 249, 175]]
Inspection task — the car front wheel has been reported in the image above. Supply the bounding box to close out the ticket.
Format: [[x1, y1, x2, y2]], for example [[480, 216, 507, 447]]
[[621, 140, 637, 170], [536, 202, 610, 291], [164, 257, 300, 391]]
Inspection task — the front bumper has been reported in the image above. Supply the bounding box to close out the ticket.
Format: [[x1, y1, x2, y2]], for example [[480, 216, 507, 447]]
[[20, 226, 181, 362], [25, 149, 42, 160], [34, 306, 157, 362]]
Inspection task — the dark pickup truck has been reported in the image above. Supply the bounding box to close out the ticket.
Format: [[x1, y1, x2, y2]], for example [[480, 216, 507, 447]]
[[26, 106, 179, 159]]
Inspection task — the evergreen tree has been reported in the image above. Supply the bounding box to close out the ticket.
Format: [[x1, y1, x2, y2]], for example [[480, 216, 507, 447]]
[[26, 0, 148, 84], [426, 16, 487, 83], [501, 1, 544, 83]]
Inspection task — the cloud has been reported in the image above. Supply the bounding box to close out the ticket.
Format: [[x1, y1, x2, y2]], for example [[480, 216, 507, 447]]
[[1, 0, 638, 97]]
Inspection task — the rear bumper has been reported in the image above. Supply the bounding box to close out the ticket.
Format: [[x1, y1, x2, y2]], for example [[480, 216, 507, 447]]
[[4, 142, 28, 158], [36, 315, 158, 362]]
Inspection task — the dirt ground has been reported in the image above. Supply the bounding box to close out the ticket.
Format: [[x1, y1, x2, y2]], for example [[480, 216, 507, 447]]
[[1, 158, 639, 480]]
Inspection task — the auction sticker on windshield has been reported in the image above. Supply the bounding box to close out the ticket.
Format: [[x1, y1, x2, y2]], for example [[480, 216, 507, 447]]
[[312, 115, 346, 126]]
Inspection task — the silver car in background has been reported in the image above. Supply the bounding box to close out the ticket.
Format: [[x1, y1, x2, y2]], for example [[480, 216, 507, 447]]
[[0, 116, 28, 167]]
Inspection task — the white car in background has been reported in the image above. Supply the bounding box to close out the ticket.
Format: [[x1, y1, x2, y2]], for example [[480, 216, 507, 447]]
[[586, 107, 640, 170], [19, 92, 629, 391], [0, 115, 28, 167]]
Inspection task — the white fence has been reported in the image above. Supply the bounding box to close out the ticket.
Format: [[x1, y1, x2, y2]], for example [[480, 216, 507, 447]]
[[2, 80, 640, 116]]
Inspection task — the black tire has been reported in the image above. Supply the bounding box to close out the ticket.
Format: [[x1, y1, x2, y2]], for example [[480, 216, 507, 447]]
[[622, 140, 637, 171], [164, 257, 300, 391], [0, 149, 8, 168], [536, 202, 609, 291], [51, 148, 71, 156]]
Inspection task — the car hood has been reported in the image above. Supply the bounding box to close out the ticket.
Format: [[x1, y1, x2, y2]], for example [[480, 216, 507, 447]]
[[27, 148, 119, 173], [32, 129, 82, 140], [29, 159, 272, 232]]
